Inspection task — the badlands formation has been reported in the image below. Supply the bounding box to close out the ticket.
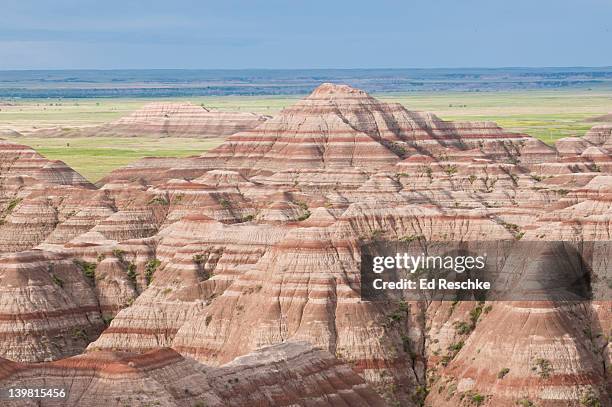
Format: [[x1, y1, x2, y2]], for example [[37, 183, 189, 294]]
[[0, 83, 610, 406], [32, 102, 268, 138]]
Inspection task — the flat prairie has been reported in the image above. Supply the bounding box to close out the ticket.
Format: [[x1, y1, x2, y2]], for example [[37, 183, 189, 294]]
[[1, 136, 224, 182]]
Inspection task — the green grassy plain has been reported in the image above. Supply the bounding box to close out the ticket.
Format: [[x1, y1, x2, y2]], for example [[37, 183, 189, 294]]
[[1, 89, 610, 181], [7, 137, 224, 182]]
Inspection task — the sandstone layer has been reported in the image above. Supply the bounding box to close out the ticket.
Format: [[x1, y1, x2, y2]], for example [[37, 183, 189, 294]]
[[0, 83, 610, 406], [30, 102, 268, 138], [0, 341, 385, 406]]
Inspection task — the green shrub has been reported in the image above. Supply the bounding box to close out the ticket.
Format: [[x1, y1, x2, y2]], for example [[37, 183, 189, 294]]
[[218, 198, 232, 209], [454, 321, 472, 335], [580, 389, 601, 407], [144, 259, 161, 286], [148, 195, 170, 205], [112, 249, 125, 262], [498, 367, 510, 379], [51, 274, 64, 288], [74, 259, 96, 279], [533, 358, 553, 378], [470, 393, 486, 406], [71, 328, 88, 341], [240, 214, 254, 222], [443, 165, 458, 176], [399, 234, 425, 243], [126, 263, 137, 284], [296, 210, 311, 221], [448, 341, 464, 352], [193, 254, 206, 265]]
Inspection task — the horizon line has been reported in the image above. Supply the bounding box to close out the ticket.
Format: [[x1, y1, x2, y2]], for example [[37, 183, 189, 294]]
[[2, 65, 612, 72]]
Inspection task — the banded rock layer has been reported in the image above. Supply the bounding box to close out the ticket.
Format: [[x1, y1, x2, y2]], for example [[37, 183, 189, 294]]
[[31, 102, 268, 138], [0, 342, 385, 407], [0, 83, 610, 406]]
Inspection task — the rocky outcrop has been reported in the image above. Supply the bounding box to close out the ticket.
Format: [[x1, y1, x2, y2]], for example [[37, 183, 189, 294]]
[[205, 83, 553, 175], [0, 139, 91, 188], [0, 342, 385, 407], [0, 83, 610, 406], [556, 125, 612, 157], [0, 141, 94, 254], [31, 102, 269, 138], [0, 251, 105, 362]]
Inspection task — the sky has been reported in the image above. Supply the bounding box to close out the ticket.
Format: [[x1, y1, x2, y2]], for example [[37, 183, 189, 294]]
[[1, 0, 611, 70]]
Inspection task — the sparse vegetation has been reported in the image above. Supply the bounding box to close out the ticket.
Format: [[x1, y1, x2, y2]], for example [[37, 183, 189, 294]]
[[144, 259, 161, 286], [240, 214, 255, 222], [112, 249, 126, 262], [557, 189, 569, 196], [469, 302, 485, 325], [580, 389, 601, 407], [148, 195, 170, 205], [74, 259, 97, 280], [443, 164, 458, 176], [126, 263, 137, 284], [369, 229, 385, 240], [401, 334, 415, 357], [469, 393, 486, 406], [441, 340, 464, 366], [483, 175, 498, 192], [4, 198, 21, 214], [385, 301, 409, 326], [71, 328, 88, 341], [499, 220, 524, 239], [51, 274, 64, 288], [193, 254, 206, 265], [454, 321, 472, 335], [218, 198, 232, 209], [533, 358, 553, 379], [448, 341, 464, 352], [399, 234, 425, 243], [296, 210, 311, 221], [412, 385, 429, 406], [0, 198, 22, 224], [294, 200, 311, 221], [454, 302, 486, 335], [498, 367, 510, 379]]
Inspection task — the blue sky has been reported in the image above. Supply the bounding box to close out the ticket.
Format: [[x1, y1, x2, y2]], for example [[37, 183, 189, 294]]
[[1, 0, 611, 70]]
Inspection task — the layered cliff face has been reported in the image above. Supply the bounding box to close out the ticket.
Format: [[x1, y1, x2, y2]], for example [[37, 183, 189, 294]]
[[205, 83, 553, 174], [99, 102, 268, 137], [0, 251, 105, 362], [0, 140, 94, 254], [0, 342, 385, 407], [0, 84, 610, 406], [31, 102, 269, 138], [0, 140, 91, 187]]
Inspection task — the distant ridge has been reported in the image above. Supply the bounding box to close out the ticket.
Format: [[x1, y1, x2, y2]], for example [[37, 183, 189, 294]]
[[31, 102, 268, 138], [1, 67, 611, 97], [587, 112, 612, 122]]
